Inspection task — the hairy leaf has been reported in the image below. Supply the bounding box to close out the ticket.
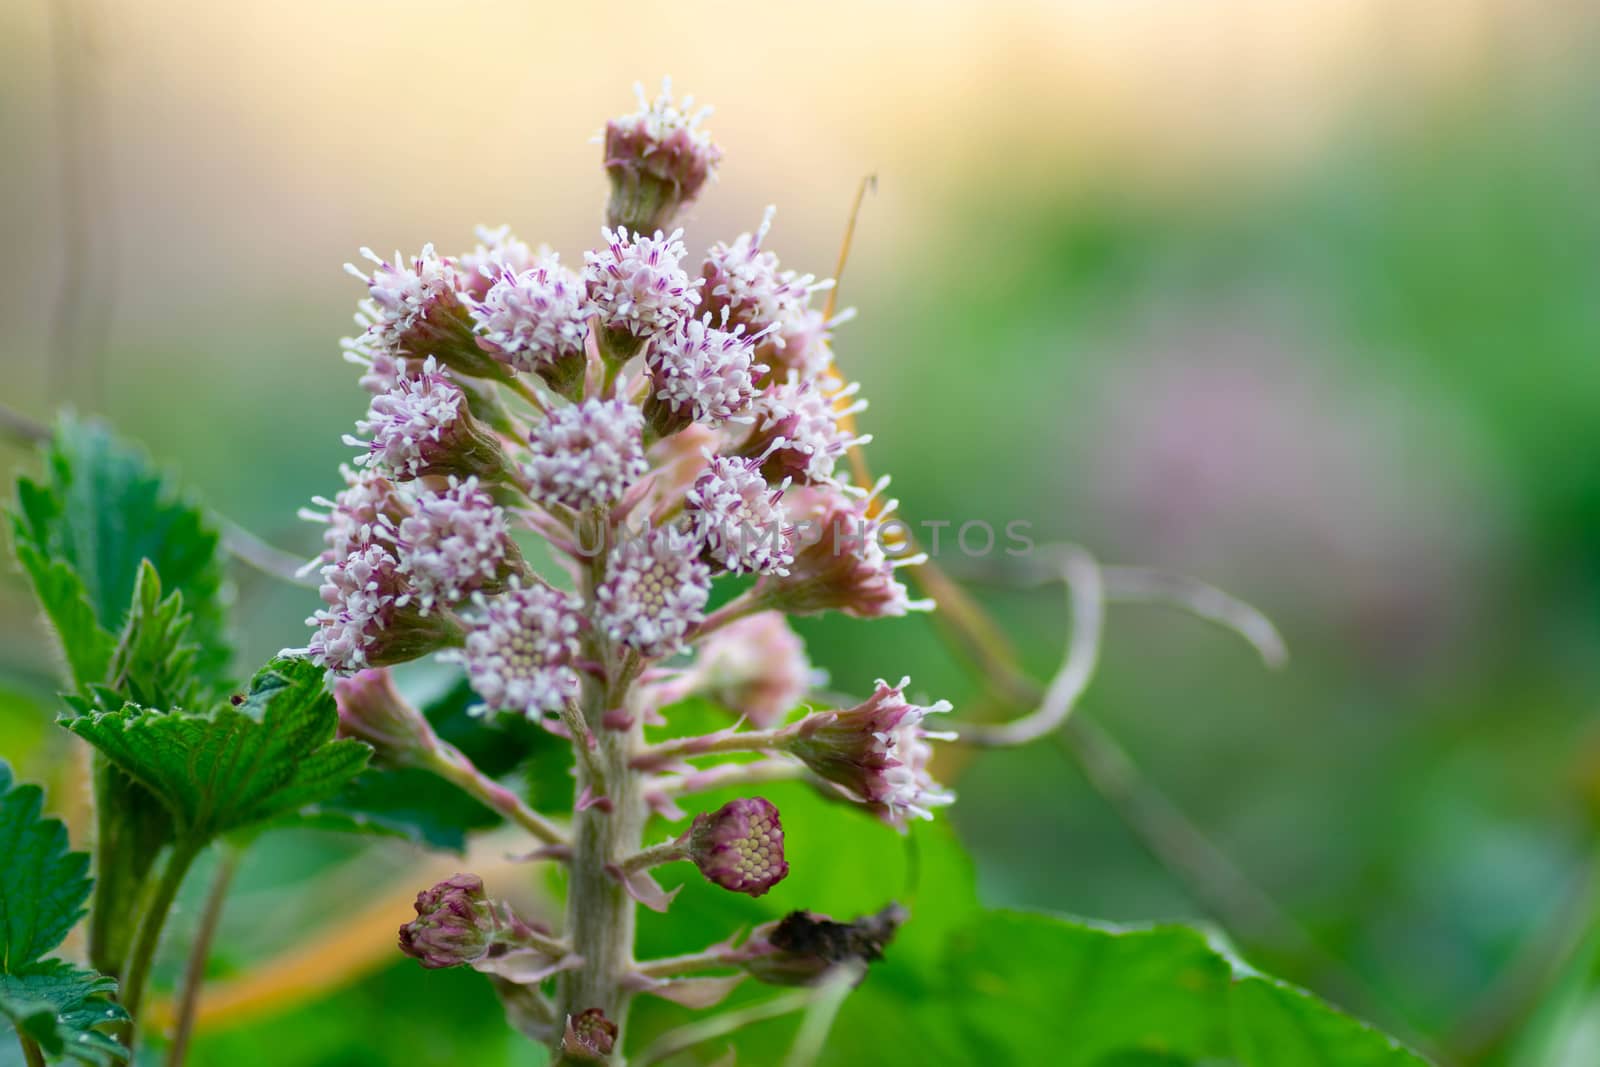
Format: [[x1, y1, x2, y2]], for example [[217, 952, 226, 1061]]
[[9, 415, 230, 695], [0, 962, 128, 1064], [65, 659, 370, 846], [0, 762, 91, 974]]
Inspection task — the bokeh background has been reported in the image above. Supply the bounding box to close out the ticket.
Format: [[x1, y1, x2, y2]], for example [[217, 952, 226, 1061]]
[[4, 0, 1600, 1063]]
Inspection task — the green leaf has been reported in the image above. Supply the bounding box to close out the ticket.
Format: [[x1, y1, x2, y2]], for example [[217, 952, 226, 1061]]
[[98, 563, 205, 712], [9, 415, 230, 696], [0, 762, 91, 974], [65, 659, 370, 846], [830, 910, 1431, 1067], [0, 962, 128, 1064]]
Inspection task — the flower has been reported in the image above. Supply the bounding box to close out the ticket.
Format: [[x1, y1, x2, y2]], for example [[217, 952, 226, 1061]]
[[766, 306, 850, 382], [398, 873, 551, 971], [399, 874, 497, 969], [347, 245, 500, 379], [346, 359, 509, 482], [458, 224, 538, 301], [341, 338, 414, 395], [690, 611, 815, 728], [524, 399, 648, 512], [473, 255, 591, 397], [684, 797, 788, 897], [562, 1008, 618, 1062], [603, 78, 721, 234], [593, 526, 710, 659], [297, 465, 412, 570], [785, 678, 955, 827], [686, 455, 793, 574], [334, 668, 438, 766], [741, 904, 906, 987], [737, 377, 870, 485], [764, 482, 932, 618], [394, 477, 523, 614], [450, 582, 584, 717], [583, 226, 700, 358], [644, 314, 767, 437], [299, 544, 459, 672], [701, 207, 824, 337]]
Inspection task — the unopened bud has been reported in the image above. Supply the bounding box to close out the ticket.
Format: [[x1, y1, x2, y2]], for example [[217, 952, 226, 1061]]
[[333, 669, 437, 766], [562, 1008, 618, 1061], [685, 797, 788, 897]]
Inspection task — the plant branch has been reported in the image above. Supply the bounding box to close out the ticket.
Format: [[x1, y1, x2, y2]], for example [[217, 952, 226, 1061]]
[[633, 726, 790, 769], [783, 964, 862, 1067], [17, 1033, 46, 1067], [117, 837, 204, 1048], [167, 844, 243, 1067], [618, 838, 687, 875], [649, 759, 807, 798], [425, 744, 567, 847], [634, 946, 744, 979], [633, 988, 817, 1067]]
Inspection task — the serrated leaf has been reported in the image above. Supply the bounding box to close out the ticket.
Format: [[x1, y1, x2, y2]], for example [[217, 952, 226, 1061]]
[[0, 961, 128, 1064], [65, 659, 370, 846], [9, 414, 230, 696], [100, 563, 204, 712], [0, 762, 91, 974]]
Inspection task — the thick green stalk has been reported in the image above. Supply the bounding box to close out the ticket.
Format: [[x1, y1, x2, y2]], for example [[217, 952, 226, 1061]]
[[116, 837, 203, 1048]]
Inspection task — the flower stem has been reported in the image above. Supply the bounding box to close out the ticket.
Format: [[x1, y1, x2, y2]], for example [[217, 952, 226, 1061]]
[[17, 1034, 46, 1067], [648, 759, 806, 798], [167, 845, 243, 1067], [618, 838, 687, 874], [633, 725, 791, 769], [634, 947, 743, 979], [117, 837, 204, 1049], [426, 743, 567, 847]]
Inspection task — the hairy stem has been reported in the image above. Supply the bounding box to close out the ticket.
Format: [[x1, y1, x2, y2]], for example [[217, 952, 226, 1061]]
[[619, 838, 687, 874], [648, 758, 806, 798], [557, 675, 647, 1061], [426, 743, 567, 846], [167, 845, 242, 1067], [633, 989, 816, 1067], [117, 837, 203, 1048]]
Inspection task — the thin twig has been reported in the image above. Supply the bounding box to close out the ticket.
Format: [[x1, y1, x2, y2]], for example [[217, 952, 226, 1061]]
[[957, 544, 1105, 748], [633, 988, 817, 1067], [168, 845, 243, 1067], [782, 964, 862, 1067], [219, 519, 320, 588]]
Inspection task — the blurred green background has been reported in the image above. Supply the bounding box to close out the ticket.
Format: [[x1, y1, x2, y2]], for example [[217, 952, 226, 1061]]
[[4, 0, 1600, 1063]]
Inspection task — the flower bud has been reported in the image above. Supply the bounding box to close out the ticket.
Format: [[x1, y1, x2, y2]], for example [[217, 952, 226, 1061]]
[[347, 360, 511, 483], [785, 679, 955, 828], [398, 874, 498, 969], [562, 1007, 618, 1061], [762, 483, 932, 618], [684, 797, 788, 897], [603, 80, 721, 234], [333, 668, 437, 766], [741, 904, 905, 987], [347, 246, 506, 381], [295, 543, 463, 673]]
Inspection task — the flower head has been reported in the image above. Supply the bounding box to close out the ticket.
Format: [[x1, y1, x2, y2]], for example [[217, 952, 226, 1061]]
[[473, 255, 591, 395], [346, 359, 509, 482], [524, 399, 648, 512], [690, 611, 815, 728], [458, 224, 538, 301], [604, 78, 721, 233], [684, 797, 788, 897], [738, 378, 869, 485], [701, 208, 824, 337], [765, 306, 847, 382], [766, 482, 932, 618], [786, 678, 955, 827], [300, 544, 459, 673], [451, 582, 584, 718], [741, 904, 906, 987], [686, 455, 793, 575], [594, 526, 710, 659], [394, 477, 522, 613], [399, 874, 497, 969], [347, 245, 497, 378], [334, 668, 438, 766], [298, 465, 412, 569], [583, 227, 700, 356], [644, 314, 767, 436]]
